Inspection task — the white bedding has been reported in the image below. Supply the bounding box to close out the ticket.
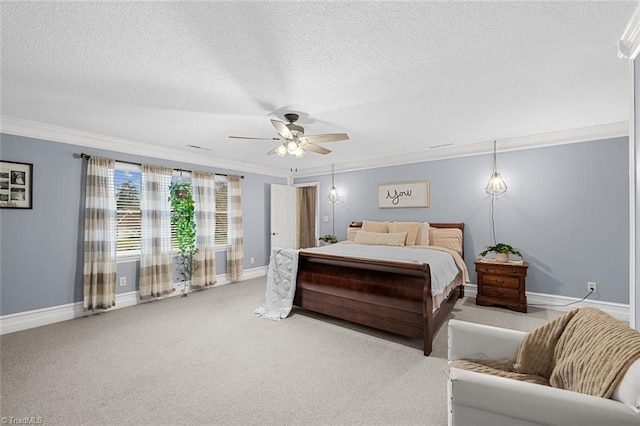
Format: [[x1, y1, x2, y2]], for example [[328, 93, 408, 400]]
[[301, 243, 467, 298]]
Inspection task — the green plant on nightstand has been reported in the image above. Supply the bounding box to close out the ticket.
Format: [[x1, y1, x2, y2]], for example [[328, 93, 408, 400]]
[[479, 243, 523, 262], [319, 234, 338, 245]]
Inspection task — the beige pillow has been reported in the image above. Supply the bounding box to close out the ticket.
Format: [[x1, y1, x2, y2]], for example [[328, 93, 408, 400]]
[[346, 227, 359, 241], [389, 222, 421, 246], [415, 222, 430, 246], [354, 231, 407, 246], [362, 220, 389, 233], [429, 227, 463, 255]]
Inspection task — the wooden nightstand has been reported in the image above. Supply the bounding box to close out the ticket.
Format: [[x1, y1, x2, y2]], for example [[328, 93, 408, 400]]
[[475, 260, 528, 313]]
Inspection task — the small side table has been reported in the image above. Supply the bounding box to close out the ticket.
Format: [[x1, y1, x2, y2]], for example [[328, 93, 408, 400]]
[[475, 260, 528, 313]]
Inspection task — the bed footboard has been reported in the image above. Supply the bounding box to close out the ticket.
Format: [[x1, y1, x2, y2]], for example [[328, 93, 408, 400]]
[[295, 251, 448, 355]]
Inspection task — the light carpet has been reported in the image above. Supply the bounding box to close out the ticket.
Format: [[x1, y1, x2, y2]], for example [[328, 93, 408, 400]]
[[0, 277, 560, 425]]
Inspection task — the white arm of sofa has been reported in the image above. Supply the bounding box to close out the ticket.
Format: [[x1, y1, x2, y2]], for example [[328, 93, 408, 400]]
[[449, 368, 640, 426], [448, 319, 527, 361]]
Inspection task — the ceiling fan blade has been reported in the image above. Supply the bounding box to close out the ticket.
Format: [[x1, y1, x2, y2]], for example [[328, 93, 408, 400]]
[[229, 136, 280, 141], [271, 119, 293, 140], [302, 143, 332, 155], [300, 133, 349, 144], [266, 146, 280, 155]]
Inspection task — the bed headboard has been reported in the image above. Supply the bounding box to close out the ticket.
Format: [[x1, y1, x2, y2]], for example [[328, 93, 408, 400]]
[[348, 221, 465, 259]]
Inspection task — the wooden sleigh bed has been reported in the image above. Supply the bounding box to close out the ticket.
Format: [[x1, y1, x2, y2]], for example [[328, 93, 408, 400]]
[[293, 222, 465, 356]]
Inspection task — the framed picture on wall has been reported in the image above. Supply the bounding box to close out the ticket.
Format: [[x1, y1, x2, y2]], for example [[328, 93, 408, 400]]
[[378, 181, 429, 208], [0, 160, 33, 209]]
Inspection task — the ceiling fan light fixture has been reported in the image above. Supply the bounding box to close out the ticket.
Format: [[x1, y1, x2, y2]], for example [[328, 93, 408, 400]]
[[275, 144, 287, 157], [287, 140, 298, 154], [294, 146, 306, 158]]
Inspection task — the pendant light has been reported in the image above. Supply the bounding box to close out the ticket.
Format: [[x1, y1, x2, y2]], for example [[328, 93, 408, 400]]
[[328, 164, 339, 203], [485, 140, 507, 196]]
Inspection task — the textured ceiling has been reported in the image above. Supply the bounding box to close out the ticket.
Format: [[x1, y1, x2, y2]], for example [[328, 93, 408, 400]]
[[0, 1, 636, 174]]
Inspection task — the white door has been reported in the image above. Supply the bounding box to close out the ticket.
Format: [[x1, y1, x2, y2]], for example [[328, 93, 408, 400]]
[[270, 184, 296, 250]]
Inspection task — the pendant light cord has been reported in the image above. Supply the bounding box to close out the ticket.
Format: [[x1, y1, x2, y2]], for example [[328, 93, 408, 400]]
[[490, 140, 498, 245], [491, 194, 497, 245]]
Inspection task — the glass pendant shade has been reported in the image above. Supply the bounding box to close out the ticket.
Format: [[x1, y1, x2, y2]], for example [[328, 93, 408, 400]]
[[328, 164, 339, 203], [287, 141, 298, 154], [486, 140, 507, 196], [485, 171, 507, 196], [328, 186, 339, 203]]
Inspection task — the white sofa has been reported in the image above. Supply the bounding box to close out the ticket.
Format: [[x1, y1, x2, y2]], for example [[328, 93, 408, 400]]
[[446, 319, 640, 426]]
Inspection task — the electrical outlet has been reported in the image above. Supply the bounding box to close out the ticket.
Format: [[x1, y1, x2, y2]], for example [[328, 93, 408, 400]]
[[322, 216, 329, 223], [587, 281, 596, 292], [250, 257, 255, 264], [119, 277, 127, 287]]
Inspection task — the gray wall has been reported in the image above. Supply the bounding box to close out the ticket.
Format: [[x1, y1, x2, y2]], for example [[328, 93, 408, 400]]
[[296, 137, 629, 304], [0, 134, 285, 315]]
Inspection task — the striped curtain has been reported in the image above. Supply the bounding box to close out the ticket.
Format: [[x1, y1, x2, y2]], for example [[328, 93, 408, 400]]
[[139, 164, 174, 299], [226, 175, 244, 281], [191, 171, 216, 289], [83, 156, 117, 311]]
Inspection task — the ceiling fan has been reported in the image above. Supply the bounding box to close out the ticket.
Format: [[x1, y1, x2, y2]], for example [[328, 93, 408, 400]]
[[229, 113, 349, 158]]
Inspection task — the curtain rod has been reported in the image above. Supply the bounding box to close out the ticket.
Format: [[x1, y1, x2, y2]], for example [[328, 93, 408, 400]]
[[78, 153, 244, 179]]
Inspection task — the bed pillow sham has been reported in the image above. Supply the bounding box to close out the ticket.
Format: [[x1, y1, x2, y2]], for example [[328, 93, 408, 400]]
[[415, 222, 430, 246], [389, 221, 421, 246], [362, 220, 389, 233], [354, 230, 407, 246], [429, 227, 463, 256]]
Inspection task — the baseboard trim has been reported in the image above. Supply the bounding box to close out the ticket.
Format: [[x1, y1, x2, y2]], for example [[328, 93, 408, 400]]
[[0, 266, 268, 335], [463, 284, 629, 322], [4, 274, 626, 335]]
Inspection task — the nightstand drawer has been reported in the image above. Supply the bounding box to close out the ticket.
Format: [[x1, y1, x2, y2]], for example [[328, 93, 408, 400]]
[[482, 285, 519, 300], [482, 274, 520, 289], [476, 265, 527, 276]]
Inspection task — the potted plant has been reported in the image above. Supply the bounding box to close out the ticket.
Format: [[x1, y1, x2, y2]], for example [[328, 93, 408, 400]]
[[169, 182, 198, 297], [479, 243, 522, 263], [319, 234, 338, 245]]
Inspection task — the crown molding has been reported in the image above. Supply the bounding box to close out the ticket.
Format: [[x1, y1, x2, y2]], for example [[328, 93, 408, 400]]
[[0, 116, 290, 178], [295, 121, 630, 178], [1, 116, 628, 180], [619, 3, 640, 59]]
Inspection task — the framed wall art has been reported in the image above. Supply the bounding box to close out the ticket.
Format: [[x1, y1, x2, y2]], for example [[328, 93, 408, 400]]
[[0, 160, 33, 209], [378, 181, 429, 208]]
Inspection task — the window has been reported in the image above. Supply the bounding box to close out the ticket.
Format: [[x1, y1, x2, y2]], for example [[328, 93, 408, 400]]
[[114, 163, 228, 256], [214, 177, 228, 246], [115, 165, 142, 254]]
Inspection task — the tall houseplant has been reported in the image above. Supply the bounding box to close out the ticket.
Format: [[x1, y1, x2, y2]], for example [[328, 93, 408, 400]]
[[169, 182, 198, 297]]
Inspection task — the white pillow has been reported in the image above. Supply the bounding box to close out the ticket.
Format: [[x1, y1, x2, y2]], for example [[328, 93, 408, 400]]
[[415, 222, 430, 246], [611, 358, 640, 413], [354, 231, 407, 246]]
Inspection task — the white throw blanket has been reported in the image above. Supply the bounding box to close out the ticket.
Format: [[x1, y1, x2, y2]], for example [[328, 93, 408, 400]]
[[254, 247, 299, 320]]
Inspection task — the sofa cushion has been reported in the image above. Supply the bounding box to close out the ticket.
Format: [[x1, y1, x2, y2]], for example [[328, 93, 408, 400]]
[[611, 358, 640, 413]]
